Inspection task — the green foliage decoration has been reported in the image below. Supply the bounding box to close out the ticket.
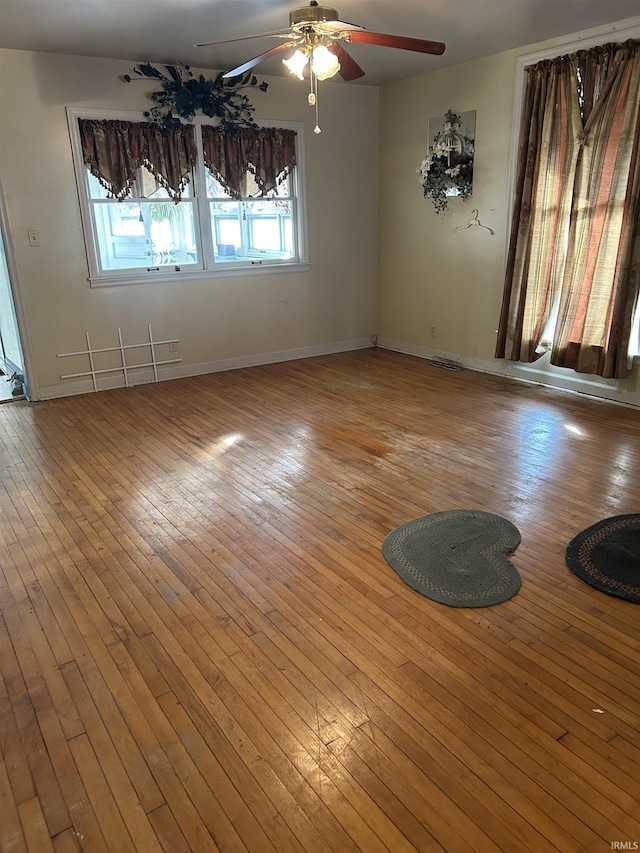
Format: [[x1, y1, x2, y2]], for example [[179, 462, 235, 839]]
[[418, 110, 474, 214], [123, 62, 269, 131]]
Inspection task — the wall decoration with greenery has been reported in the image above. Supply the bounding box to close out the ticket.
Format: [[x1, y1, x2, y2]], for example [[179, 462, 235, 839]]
[[418, 109, 475, 214], [123, 63, 269, 131]]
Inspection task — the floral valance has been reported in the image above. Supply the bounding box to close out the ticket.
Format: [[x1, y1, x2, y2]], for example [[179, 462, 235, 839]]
[[78, 119, 197, 201], [201, 125, 297, 199]]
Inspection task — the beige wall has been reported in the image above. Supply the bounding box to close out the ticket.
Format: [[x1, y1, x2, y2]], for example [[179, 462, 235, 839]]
[[379, 49, 513, 356], [2, 21, 639, 406], [0, 50, 379, 398], [378, 20, 640, 406]]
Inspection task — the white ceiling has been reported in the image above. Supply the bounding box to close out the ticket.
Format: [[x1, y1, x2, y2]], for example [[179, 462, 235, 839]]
[[0, 0, 638, 86]]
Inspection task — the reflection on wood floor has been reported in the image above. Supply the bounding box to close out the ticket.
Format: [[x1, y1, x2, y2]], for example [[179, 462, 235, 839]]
[[0, 348, 638, 852]]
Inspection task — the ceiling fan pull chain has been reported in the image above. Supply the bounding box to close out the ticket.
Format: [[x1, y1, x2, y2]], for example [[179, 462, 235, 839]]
[[309, 70, 322, 134], [308, 67, 316, 106]]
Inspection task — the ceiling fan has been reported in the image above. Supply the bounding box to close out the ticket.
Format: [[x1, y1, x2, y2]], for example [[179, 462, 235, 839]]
[[195, 1, 445, 131]]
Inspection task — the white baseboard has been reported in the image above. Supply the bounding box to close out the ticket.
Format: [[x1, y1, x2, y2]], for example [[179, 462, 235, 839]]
[[376, 337, 640, 409], [38, 337, 374, 400], [34, 335, 640, 408]]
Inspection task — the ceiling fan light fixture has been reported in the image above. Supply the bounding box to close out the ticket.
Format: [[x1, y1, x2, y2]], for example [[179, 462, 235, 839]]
[[204, 3, 446, 135], [311, 44, 340, 80], [282, 48, 309, 79]]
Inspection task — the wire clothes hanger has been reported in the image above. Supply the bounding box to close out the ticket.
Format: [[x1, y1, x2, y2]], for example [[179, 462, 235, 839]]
[[455, 209, 494, 235]]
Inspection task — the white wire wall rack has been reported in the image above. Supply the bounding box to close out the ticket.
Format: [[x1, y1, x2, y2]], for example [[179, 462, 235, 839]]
[[58, 324, 181, 392]]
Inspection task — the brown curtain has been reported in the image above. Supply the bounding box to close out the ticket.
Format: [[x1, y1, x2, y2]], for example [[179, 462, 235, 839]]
[[78, 119, 197, 201], [496, 40, 640, 379], [201, 125, 297, 199], [552, 42, 640, 376]]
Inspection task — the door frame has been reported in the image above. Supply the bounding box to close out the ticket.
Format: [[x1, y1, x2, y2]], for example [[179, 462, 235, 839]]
[[0, 172, 39, 401]]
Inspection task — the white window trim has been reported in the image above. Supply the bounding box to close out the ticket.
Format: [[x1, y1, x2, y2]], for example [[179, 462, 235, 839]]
[[66, 107, 309, 287]]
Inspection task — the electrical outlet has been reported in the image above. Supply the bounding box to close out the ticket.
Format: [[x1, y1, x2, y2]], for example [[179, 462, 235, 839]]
[[431, 325, 437, 337], [168, 341, 178, 353], [27, 229, 40, 247]]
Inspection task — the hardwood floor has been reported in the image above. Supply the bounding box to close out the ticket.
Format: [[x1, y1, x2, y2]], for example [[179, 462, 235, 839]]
[[0, 348, 638, 852]]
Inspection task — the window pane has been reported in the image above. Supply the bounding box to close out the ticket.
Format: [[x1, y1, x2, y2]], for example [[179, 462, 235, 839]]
[[206, 169, 291, 200], [270, 174, 291, 198], [87, 171, 112, 200], [251, 218, 279, 251], [209, 199, 294, 262], [93, 200, 198, 270], [206, 172, 232, 198], [210, 201, 241, 261], [245, 200, 293, 259], [241, 171, 291, 198], [144, 201, 197, 265]]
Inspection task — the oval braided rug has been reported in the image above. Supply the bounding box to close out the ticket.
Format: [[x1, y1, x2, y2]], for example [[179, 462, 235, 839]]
[[381, 509, 521, 608], [566, 514, 640, 604]]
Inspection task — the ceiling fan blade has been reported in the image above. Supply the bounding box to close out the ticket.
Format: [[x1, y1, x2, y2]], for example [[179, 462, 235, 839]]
[[317, 19, 365, 33], [328, 43, 365, 81], [346, 31, 446, 55], [195, 30, 292, 48], [222, 41, 299, 78]]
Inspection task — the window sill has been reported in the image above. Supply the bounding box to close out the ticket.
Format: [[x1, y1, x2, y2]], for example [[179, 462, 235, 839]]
[[89, 262, 311, 287]]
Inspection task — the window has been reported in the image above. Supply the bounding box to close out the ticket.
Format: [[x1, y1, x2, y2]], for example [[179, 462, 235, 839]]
[[87, 166, 200, 273], [207, 171, 295, 264], [67, 109, 308, 286], [496, 33, 640, 379]]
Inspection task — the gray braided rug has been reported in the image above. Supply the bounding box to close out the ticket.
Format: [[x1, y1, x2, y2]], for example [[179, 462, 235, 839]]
[[382, 509, 521, 607], [566, 514, 640, 603]]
